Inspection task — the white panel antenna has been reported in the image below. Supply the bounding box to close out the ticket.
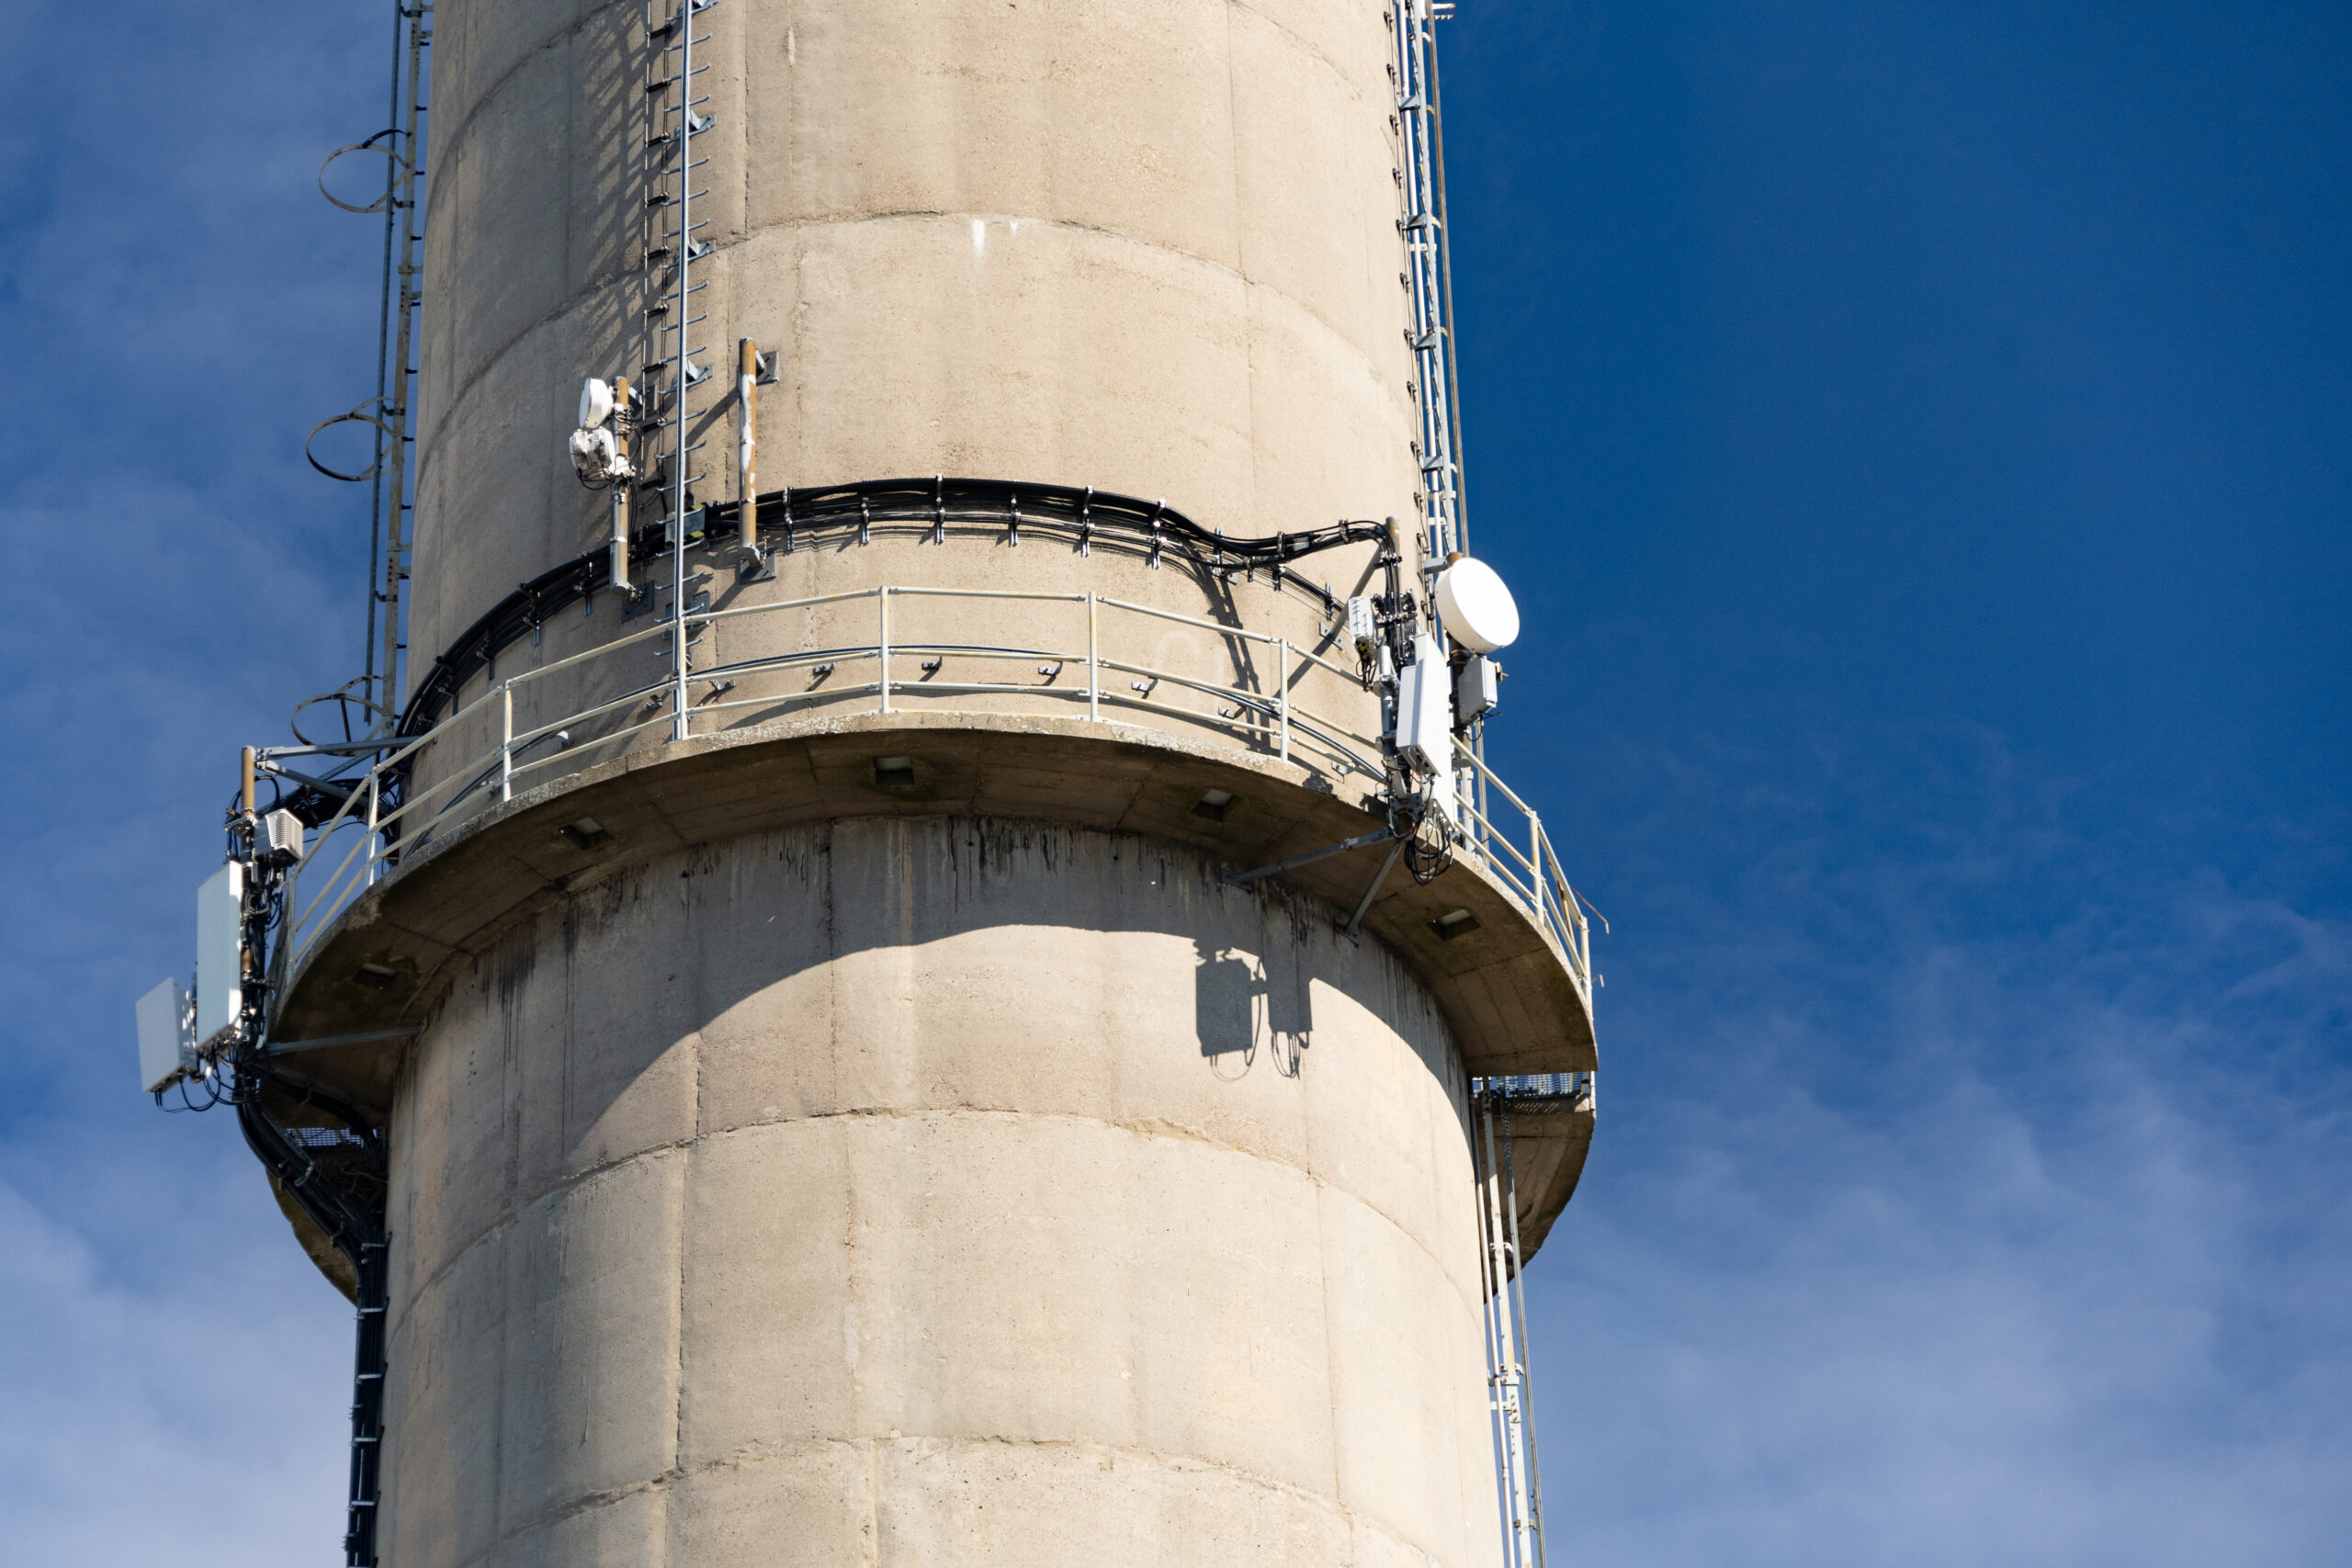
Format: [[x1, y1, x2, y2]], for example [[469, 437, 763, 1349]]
[[195, 861, 245, 1050], [1396, 632, 1456, 814], [135, 978, 195, 1093], [1454, 654, 1499, 728]]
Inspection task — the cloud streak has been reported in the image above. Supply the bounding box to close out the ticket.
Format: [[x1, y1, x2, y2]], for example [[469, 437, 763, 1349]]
[[1523, 719, 2352, 1567]]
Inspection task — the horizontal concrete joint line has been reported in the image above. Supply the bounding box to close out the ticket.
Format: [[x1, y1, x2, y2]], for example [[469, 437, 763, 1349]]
[[392, 1104, 1479, 1333], [471, 1430, 1456, 1566], [424, 209, 1404, 472]]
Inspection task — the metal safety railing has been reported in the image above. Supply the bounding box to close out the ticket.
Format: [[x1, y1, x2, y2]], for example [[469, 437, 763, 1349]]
[[266, 584, 1593, 999]]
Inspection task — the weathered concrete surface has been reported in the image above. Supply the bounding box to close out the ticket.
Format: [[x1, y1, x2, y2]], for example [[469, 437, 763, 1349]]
[[274, 713, 1596, 1110], [262, 712, 1596, 1563], [1487, 1093, 1597, 1269], [407, 0, 1421, 805], [374, 817, 1502, 1568], [324, 1, 1596, 1562]]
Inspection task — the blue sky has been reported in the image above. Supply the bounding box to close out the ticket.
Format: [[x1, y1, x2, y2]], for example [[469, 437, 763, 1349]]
[[2, 2, 2345, 1563]]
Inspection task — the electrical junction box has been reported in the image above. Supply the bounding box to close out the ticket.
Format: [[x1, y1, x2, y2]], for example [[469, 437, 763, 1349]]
[[1395, 633, 1456, 813], [1346, 595, 1378, 664], [195, 860, 245, 1051], [1454, 654, 1498, 728], [135, 977, 195, 1093]]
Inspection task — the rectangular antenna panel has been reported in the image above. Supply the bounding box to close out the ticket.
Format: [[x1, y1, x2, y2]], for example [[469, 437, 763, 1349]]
[[135, 977, 194, 1093], [195, 861, 244, 1050], [1454, 654, 1498, 728], [1396, 633, 1456, 817]]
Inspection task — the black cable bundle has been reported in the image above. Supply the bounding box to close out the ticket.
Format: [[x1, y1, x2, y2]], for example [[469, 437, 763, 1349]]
[[395, 476, 1387, 745]]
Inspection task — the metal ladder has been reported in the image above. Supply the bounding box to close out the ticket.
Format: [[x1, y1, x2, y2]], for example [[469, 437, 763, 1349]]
[[309, 3, 430, 740], [1387, 2, 1504, 858], [1389, 0, 1469, 566], [297, 9, 429, 1560], [1475, 1085, 1554, 1568], [640, 0, 720, 738]]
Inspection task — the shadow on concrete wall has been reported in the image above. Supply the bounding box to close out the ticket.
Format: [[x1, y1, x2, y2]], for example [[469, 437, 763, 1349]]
[[429, 819, 1467, 1191], [1193, 938, 1311, 1079]]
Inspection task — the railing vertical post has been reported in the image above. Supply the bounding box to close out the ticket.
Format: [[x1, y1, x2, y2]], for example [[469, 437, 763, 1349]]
[[499, 683, 514, 804], [1527, 807, 1544, 933], [1276, 638, 1291, 762], [1087, 592, 1100, 722], [365, 773, 381, 889], [877, 587, 892, 715]]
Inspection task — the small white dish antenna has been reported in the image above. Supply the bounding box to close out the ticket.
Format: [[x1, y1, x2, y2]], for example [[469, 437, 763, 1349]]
[[569, 425, 621, 482], [578, 377, 615, 430], [1434, 557, 1521, 653]]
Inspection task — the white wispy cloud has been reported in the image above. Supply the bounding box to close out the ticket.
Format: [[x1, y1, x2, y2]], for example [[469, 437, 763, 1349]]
[[0, 7, 397, 1562], [1523, 721, 2352, 1567], [0, 1168, 349, 1564]]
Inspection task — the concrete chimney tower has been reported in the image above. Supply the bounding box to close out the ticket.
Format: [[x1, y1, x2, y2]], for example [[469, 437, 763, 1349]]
[[193, 4, 1599, 1566]]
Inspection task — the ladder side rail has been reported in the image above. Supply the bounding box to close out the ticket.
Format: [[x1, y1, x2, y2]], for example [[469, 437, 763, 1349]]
[[360, 0, 403, 715], [669, 5, 694, 738], [1473, 1095, 1520, 1568], [374, 4, 431, 732], [640, 0, 718, 740], [1499, 1095, 1554, 1568], [1392, 1, 1462, 569], [1476, 1090, 1539, 1568], [1493, 1104, 1539, 1568], [1420, 8, 1458, 561]]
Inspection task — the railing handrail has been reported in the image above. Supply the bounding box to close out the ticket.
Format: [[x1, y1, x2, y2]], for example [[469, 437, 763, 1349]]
[[273, 582, 1591, 1003]]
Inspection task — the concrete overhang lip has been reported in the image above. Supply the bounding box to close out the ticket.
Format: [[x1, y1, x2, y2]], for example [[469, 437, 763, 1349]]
[[267, 709, 1598, 1111]]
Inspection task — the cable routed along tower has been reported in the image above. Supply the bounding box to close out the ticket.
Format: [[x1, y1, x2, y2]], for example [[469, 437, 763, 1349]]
[[139, 4, 1603, 1566]]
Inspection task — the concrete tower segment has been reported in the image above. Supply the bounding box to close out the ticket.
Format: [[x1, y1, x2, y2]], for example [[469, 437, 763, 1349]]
[[413, 0, 1417, 708], [246, 4, 1600, 1566]]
